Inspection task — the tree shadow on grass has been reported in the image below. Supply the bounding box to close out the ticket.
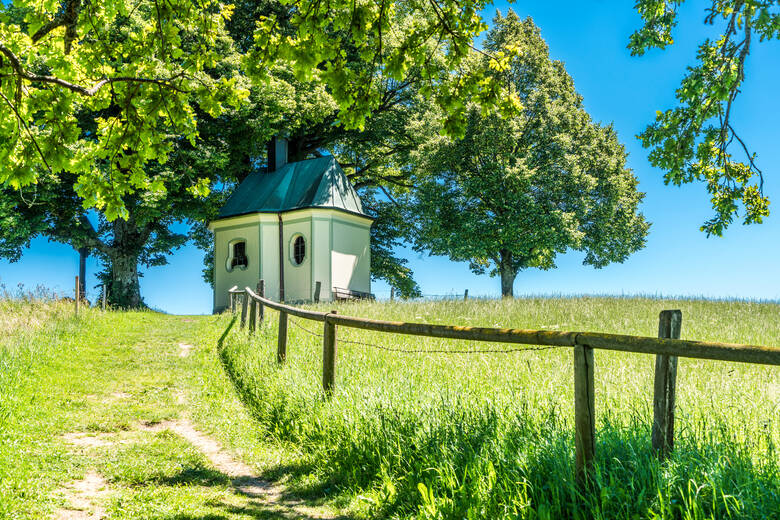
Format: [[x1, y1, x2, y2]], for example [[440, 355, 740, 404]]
[[149, 466, 232, 488], [137, 460, 354, 520]]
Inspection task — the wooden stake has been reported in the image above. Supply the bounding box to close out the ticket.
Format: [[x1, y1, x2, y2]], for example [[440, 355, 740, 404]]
[[75, 276, 80, 315], [230, 292, 236, 313], [652, 310, 682, 460], [390, 287, 395, 301], [278, 311, 288, 363], [248, 298, 257, 333], [322, 310, 338, 395], [574, 344, 595, 487], [101, 284, 107, 311], [464, 289, 469, 300], [240, 293, 248, 329], [314, 281, 321, 303], [257, 280, 265, 324]]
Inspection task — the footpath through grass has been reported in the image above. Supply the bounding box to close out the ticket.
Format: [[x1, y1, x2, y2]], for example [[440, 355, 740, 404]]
[[219, 297, 780, 519], [0, 301, 340, 519]]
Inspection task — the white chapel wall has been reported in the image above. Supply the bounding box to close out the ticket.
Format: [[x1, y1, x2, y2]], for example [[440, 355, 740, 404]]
[[331, 217, 371, 293], [281, 214, 312, 302], [213, 218, 261, 311]]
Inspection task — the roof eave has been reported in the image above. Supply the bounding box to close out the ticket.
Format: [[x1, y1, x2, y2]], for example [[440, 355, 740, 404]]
[[212, 205, 374, 225]]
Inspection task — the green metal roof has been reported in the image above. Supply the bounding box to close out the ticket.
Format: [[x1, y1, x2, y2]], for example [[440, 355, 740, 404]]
[[216, 157, 368, 219]]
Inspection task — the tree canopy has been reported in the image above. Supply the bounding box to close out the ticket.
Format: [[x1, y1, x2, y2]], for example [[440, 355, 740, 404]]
[[0, 0, 520, 220], [407, 12, 649, 297], [631, 0, 780, 236], [0, 0, 248, 220]]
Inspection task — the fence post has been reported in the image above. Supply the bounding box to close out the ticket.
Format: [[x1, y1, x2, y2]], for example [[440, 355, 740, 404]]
[[278, 311, 288, 363], [322, 310, 338, 395], [464, 289, 469, 300], [248, 297, 257, 333], [314, 281, 321, 303], [75, 276, 80, 315], [230, 292, 236, 314], [390, 287, 395, 301], [574, 343, 595, 487], [652, 310, 682, 460], [240, 293, 248, 329], [101, 284, 107, 311], [257, 280, 265, 324]]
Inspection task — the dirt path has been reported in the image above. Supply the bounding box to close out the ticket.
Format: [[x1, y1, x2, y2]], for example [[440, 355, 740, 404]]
[[54, 471, 109, 520], [140, 419, 335, 519]]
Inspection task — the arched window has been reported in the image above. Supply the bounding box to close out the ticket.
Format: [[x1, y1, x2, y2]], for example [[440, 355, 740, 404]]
[[292, 235, 306, 265], [227, 240, 248, 271]]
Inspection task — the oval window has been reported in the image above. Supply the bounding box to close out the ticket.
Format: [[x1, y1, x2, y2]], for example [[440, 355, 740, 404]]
[[293, 235, 306, 265]]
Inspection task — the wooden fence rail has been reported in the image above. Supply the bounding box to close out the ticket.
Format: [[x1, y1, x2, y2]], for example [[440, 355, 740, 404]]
[[226, 283, 780, 485]]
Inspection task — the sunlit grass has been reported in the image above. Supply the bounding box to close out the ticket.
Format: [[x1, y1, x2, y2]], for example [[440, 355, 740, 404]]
[[219, 296, 780, 519]]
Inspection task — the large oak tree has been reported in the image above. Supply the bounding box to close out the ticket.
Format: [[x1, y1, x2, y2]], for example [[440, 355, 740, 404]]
[[407, 12, 649, 297]]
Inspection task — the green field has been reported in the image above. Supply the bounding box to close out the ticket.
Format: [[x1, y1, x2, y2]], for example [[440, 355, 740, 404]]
[[1, 297, 778, 519]]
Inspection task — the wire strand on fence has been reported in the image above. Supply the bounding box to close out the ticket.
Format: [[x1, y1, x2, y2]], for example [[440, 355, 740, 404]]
[[289, 317, 566, 355]]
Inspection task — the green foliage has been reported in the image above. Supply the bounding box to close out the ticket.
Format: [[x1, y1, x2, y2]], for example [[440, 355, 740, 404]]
[[406, 12, 649, 296], [247, 0, 521, 136], [630, 0, 780, 235], [0, 0, 248, 220], [220, 296, 780, 519]]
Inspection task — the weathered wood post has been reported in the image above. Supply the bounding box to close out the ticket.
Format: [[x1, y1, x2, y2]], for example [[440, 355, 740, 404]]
[[322, 310, 338, 395], [257, 280, 265, 324], [277, 310, 288, 364], [75, 276, 80, 315], [314, 281, 322, 303], [390, 287, 395, 301], [240, 292, 248, 329], [652, 310, 682, 460], [101, 284, 107, 311], [248, 297, 257, 333], [464, 289, 469, 300], [230, 291, 236, 314], [574, 343, 595, 487]]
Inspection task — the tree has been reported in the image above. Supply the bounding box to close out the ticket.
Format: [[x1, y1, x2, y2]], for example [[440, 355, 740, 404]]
[[0, 0, 519, 218], [406, 12, 649, 297], [0, 0, 247, 220], [1, 0, 446, 305], [631, 0, 780, 236]]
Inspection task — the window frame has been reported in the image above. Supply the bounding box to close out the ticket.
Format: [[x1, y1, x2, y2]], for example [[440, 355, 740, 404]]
[[226, 238, 249, 272], [290, 234, 306, 266]]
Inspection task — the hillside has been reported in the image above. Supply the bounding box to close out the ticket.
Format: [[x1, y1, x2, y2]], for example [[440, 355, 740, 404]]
[[1, 297, 778, 519]]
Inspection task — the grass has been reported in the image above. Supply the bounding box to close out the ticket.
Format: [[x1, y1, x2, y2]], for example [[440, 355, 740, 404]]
[[218, 297, 780, 519], [1, 295, 778, 519], [0, 298, 337, 519]]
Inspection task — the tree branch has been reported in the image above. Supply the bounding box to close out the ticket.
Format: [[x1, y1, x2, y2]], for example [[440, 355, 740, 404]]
[[0, 42, 189, 96]]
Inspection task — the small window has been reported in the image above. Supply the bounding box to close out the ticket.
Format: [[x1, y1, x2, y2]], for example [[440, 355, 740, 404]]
[[292, 235, 306, 265], [229, 240, 248, 270]]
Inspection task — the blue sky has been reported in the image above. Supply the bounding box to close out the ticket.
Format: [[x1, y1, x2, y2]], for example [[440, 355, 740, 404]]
[[2, 0, 779, 314]]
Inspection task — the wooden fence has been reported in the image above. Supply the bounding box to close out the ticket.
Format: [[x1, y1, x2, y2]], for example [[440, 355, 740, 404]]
[[226, 282, 780, 487]]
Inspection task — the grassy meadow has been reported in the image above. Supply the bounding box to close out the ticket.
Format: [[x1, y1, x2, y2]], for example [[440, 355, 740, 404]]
[[219, 297, 780, 519], [0, 298, 341, 519], [1, 295, 778, 519]]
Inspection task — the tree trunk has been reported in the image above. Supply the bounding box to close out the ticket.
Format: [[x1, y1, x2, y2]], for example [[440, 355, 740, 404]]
[[499, 250, 517, 298], [109, 252, 143, 309], [78, 247, 88, 300], [105, 218, 147, 309]]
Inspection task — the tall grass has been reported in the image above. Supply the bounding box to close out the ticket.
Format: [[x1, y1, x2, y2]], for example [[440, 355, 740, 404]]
[[219, 297, 780, 519], [0, 292, 92, 518]]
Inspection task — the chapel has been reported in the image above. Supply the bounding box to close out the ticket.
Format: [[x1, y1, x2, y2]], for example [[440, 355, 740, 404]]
[[209, 138, 373, 312]]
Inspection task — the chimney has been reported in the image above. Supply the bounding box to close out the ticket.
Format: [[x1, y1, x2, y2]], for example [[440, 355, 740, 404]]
[[266, 136, 288, 173]]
